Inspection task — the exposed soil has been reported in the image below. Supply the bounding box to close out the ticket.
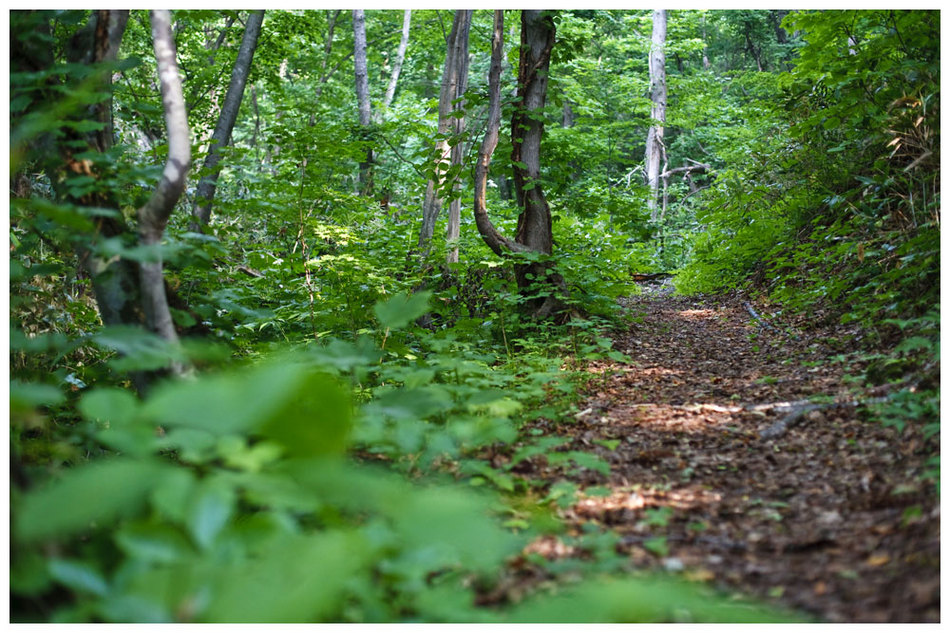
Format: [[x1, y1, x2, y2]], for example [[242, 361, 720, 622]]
[[516, 281, 939, 622]]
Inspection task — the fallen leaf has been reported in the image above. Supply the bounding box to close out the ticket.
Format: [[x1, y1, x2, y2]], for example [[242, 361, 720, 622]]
[[684, 568, 715, 583], [866, 553, 891, 567]]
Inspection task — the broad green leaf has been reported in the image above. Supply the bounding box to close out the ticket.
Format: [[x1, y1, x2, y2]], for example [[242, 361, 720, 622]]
[[48, 559, 110, 597], [15, 458, 171, 543], [149, 468, 197, 524], [373, 291, 432, 330], [186, 478, 236, 551], [204, 531, 368, 622], [258, 370, 351, 458], [96, 594, 170, 623], [81, 388, 155, 455], [93, 326, 187, 372], [115, 522, 193, 564], [10, 380, 64, 411], [144, 362, 350, 457], [79, 388, 140, 426]]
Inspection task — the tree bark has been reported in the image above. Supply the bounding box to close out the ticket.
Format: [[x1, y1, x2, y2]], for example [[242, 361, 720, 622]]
[[71, 11, 141, 330], [418, 10, 472, 263], [511, 10, 556, 255], [352, 9, 374, 195], [645, 9, 667, 222], [139, 10, 192, 347], [473, 10, 567, 318], [473, 10, 525, 257], [382, 9, 411, 111], [190, 10, 264, 230]]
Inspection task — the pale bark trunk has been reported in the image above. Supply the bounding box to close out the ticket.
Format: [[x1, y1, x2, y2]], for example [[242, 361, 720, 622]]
[[418, 10, 472, 262], [352, 9, 374, 195], [138, 10, 192, 347], [645, 9, 667, 222], [191, 10, 264, 230], [382, 9, 411, 111]]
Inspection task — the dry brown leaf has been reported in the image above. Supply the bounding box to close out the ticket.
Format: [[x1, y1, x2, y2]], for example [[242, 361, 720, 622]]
[[866, 553, 891, 567]]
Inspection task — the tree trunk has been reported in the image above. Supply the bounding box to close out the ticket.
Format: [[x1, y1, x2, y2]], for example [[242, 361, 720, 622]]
[[511, 10, 556, 255], [382, 9, 411, 111], [352, 9, 374, 195], [473, 10, 524, 257], [473, 10, 566, 318], [190, 10, 264, 230], [139, 9, 192, 349], [645, 9, 667, 222], [418, 10, 472, 263], [69, 11, 142, 330]]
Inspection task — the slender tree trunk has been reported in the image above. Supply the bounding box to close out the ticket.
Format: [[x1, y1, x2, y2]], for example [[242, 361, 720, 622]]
[[418, 10, 472, 262], [745, 23, 764, 71], [645, 9, 667, 222], [473, 10, 524, 257], [382, 9, 411, 111], [352, 9, 374, 196], [139, 10, 192, 349], [190, 10, 264, 230]]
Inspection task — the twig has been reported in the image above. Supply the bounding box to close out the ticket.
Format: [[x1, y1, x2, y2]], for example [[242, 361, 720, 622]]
[[742, 301, 781, 334]]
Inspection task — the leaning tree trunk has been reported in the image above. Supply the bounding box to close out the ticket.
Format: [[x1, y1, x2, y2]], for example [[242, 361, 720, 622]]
[[645, 9, 667, 222], [139, 10, 192, 349], [473, 10, 524, 256], [473, 10, 567, 318], [352, 9, 374, 196], [382, 9, 411, 111], [418, 9, 472, 263], [190, 10, 264, 230]]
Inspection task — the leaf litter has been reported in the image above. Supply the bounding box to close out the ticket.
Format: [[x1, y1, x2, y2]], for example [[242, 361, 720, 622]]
[[510, 283, 938, 623]]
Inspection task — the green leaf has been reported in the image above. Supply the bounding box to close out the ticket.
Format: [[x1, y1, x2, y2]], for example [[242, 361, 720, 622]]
[[149, 469, 197, 524], [10, 380, 65, 411], [258, 370, 352, 458], [79, 388, 139, 425], [15, 458, 171, 543], [94, 326, 187, 373], [115, 522, 193, 564], [205, 531, 368, 622], [373, 291, 432, 330], [564, 451, 612, 476], [894, 336, 933, 355], [643, 536, 669, 557], [143, 362, 350, 457], [48, 559, 110, 597], [186, 478, 236, 551]]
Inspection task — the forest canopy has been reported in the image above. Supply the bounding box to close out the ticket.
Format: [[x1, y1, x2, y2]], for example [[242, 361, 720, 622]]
[[9, 9, 939, 623]]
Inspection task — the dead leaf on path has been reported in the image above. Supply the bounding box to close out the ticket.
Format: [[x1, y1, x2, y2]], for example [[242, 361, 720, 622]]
[[866, 553, 891, 567], [685, 568, 715, 583]]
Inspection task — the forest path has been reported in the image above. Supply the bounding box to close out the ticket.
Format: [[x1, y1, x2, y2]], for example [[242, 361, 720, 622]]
[[522, 281, 939, 622]]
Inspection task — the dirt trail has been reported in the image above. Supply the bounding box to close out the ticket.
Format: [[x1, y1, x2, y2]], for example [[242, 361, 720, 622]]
[[526, 282, 939, 622]]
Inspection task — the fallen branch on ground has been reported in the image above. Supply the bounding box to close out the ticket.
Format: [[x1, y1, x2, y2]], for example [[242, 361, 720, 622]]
[[758, 397, 889, 439], [742, 301, 781, 334]]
